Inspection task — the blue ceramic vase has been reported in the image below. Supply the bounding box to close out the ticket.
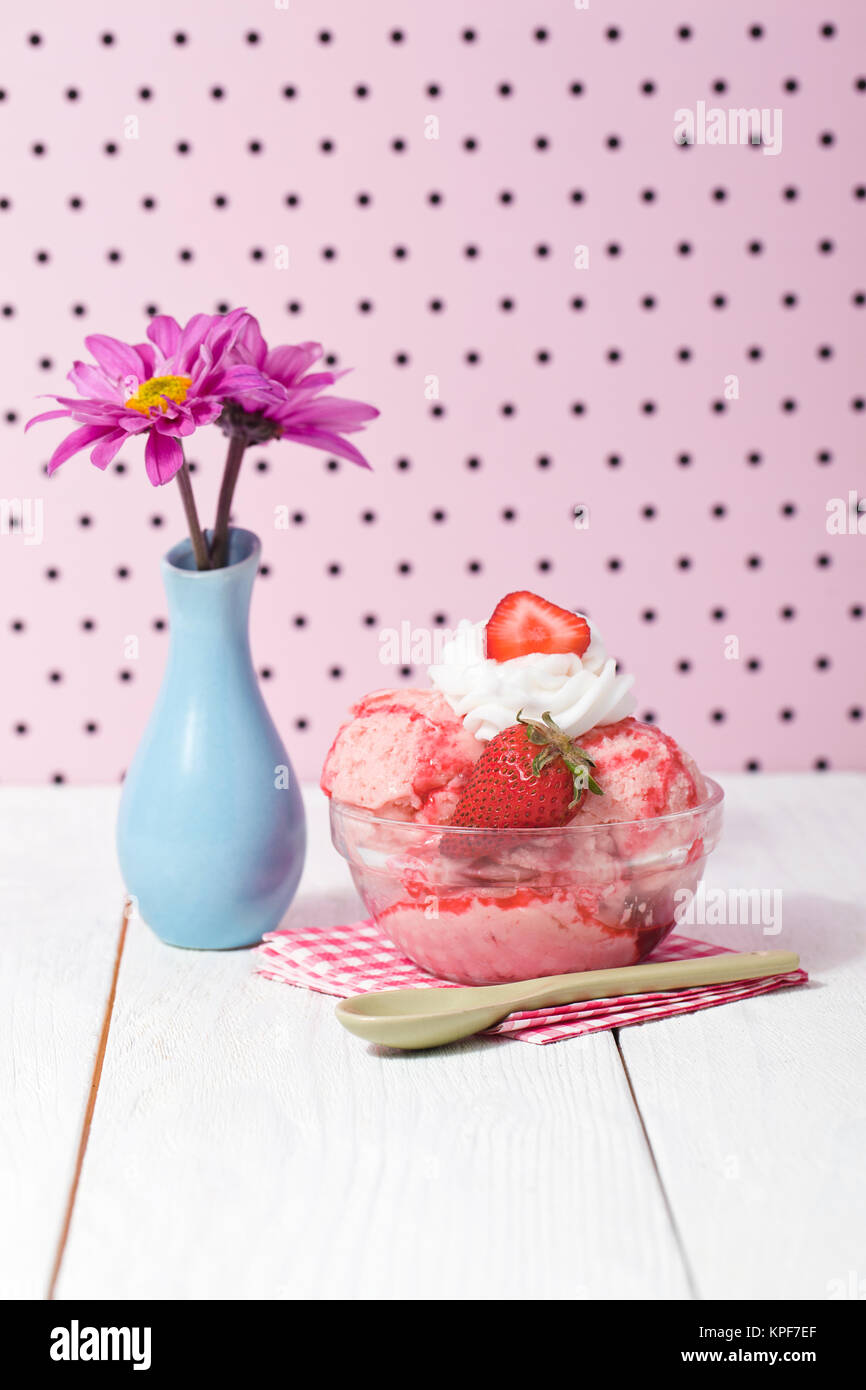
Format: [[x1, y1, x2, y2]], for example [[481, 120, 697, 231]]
[[117, 528, 306, 949]]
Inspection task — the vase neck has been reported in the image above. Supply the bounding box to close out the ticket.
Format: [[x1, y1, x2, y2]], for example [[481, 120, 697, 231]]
[[160, 530, 261, 665]]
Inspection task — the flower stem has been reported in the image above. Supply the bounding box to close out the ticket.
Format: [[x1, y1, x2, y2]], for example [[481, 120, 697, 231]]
[[175, 457, 211, 571], [210, 435, 247, 568]]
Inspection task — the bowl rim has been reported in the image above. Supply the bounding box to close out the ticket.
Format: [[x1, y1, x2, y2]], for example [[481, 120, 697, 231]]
[[330, 775, 725, 836]]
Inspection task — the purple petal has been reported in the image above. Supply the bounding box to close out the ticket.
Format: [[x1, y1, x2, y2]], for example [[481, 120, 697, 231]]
[[299, 369, 351, 390], [47, 398, 131, 428], [155, 412, 197, 438], [89, 429, 128, 470], [144, 430, 183, 485], [264, 342, 323, 386], [288, 395, 380, 429], [280, 426, 374, 469], [118, 412, 150, 434], [212, 308, 267, 367], [235, 314, 268, 367], [215, 365, 287, 414], [274, 371, 340, 396], [193, 360, 232, 397], [174, 314, 214, 372], [132, 341, 157, 377], [67, 361, 120, 401], [218, 364, 275, 394], [25, 408, 71, 431], [46, 424, 111, 475], [83, 334, 148, 383], [40, 397, 130, 427], [146, 315, 182, 360], [186, 398, 224, 425]]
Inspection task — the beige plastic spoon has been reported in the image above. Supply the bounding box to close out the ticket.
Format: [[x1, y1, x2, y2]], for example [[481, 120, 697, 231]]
[[335, 949, 800, 1050]]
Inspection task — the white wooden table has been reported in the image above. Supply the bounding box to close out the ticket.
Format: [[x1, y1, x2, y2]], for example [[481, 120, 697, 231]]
[[2, 775, 864, 1301]]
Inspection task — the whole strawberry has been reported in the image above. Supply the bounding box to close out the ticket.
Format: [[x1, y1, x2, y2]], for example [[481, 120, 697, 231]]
[[449, 710, 603, 832]]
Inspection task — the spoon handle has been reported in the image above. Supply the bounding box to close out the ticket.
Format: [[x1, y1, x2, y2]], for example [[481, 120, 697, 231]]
[[519, 949, 800, 1011]]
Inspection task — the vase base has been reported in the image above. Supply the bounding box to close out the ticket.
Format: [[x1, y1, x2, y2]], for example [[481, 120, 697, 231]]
[[144, 929, 266, 952]]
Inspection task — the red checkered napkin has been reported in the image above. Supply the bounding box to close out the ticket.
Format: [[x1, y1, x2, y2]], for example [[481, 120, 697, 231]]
[[256, 919, 808, 1045]]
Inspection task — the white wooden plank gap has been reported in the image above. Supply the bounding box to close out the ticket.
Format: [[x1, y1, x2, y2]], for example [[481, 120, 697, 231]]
[[613, 1030, 699, 1299], [0, 788, 128, 1300], [47, 898, 131, 1300]]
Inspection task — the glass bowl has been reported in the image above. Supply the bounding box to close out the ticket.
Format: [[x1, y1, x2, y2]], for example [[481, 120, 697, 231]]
[[329, 780, 725, 985]]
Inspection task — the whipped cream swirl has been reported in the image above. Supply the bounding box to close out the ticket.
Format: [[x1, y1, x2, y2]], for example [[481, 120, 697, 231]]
[[428, 619, 636, 743]]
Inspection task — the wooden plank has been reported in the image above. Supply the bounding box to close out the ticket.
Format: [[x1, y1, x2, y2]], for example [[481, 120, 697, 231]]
[[618, 773, 866, 1299], [0, 788, 126, 1299], [58, 788, 690, 1300]]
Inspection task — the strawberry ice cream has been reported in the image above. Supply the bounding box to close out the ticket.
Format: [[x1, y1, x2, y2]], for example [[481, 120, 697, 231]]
[[321, 688, 480, 823], [324, 592, 722, 985], [573, 717, 707, 826]]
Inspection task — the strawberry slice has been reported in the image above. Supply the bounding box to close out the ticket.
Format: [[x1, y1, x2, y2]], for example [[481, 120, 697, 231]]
[[485, 591, 591, 661]]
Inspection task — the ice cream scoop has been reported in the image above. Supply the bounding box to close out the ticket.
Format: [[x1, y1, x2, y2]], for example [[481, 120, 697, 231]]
[[335, 950, 800, 1050]]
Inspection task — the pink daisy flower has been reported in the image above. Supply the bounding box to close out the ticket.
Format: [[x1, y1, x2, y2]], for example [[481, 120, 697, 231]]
[[27, 308, 260, 485], [217, 333, 380, 469]]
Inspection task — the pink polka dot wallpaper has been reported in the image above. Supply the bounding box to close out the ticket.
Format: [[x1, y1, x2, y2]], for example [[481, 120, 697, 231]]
[[1, 1, 864, 786]]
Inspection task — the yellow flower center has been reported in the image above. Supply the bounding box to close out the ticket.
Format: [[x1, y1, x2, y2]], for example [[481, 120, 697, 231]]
[[125, 374, 193, 415]]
